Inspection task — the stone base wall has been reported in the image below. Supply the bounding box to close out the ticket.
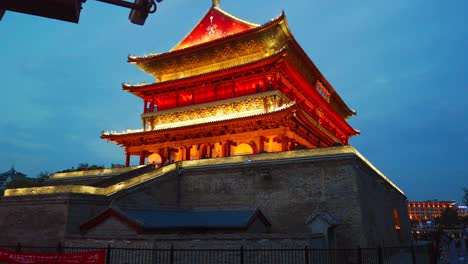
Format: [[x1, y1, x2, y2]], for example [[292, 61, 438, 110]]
[[112, 151, 410, 248], [0, 194, 109, 246], [0, 148, 411, 248], [178, 158, 363, 248]]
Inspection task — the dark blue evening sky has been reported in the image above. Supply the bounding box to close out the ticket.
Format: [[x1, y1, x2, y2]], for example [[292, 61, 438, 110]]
[[1, 0, 466, 202]]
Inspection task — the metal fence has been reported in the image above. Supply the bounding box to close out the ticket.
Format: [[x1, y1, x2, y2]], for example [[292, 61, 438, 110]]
[[1, 243, 434, 264]]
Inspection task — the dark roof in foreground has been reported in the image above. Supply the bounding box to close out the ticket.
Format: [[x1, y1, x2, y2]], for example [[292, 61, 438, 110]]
[[305, 208, 342, 227], [123, 208, 267, 229], [81, 207, 271, 232]]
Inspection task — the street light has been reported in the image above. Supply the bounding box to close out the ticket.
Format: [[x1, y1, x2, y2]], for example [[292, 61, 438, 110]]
[[0, 0, 163, 25]]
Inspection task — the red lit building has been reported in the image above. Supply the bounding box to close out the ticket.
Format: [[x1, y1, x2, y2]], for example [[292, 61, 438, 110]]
[[0, 1, 412, 248], [101, 0, 359, 166]]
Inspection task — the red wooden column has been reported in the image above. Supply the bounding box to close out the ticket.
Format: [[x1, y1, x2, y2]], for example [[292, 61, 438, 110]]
[[208, 144, 215, 158], [222, 141, 236, 157], [184, 146, 192, 161], [231, 80, 236, 97], [222, 142, 228, 157], [273, 135, 290, 151], [143, 99, 148, 113], [139, 151, 146, 165], [281, 136, 289, 151], [258, 136, 268, 153], [289, 138, 297, 151], [150, 98, 155, 112], [125, 152, 130, 167], [164, 147, 171, 163]]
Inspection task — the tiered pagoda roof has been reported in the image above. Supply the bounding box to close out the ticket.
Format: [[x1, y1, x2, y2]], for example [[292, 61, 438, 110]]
[[102, 1, 359, 163], [125, 4, 355, 120], [103, 102, 340, 148]]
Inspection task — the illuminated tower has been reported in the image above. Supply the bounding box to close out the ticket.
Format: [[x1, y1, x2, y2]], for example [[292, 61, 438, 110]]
[[102, 1, 359, 166]]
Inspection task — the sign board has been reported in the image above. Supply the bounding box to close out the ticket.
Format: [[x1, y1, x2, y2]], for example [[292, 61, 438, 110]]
[[0, 249, 106, 264]]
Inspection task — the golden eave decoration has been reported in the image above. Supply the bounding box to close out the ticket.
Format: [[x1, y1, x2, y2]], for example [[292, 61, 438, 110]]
[[4, 146, 404, 197]]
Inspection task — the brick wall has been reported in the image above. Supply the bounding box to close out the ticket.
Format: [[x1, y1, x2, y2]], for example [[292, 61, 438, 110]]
[[174, 157, 364, 248], [354, 162, 411, 247], [0, 195, 69, 245], [113, 171, 179, 209], [0, 148, 410, 248], [110, 151, 410, 247], [0, 194, 109, 246]]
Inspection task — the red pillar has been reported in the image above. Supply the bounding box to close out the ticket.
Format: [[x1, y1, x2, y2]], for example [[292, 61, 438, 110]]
[[259, 136, 267, 153], [139, 151, 145, 165], [185, 146, 191, 161], [231, 82, 236, 97], [222, 142, 227, 157], [222, 141, 234, 157], [281, 136, 289, 151], [289, 139, 297, 151], [125, 152, 130, 167], [208, 144, 214, 158]]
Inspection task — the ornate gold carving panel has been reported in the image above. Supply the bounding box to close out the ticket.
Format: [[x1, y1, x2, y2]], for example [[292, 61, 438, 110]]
[[141, 24, 289, 82], [145, 92, 290, 129]]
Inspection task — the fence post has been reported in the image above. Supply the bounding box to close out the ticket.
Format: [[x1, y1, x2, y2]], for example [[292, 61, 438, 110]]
[[106, 244, 111, 264], [357, 246, 362, 264], [304, 246, 309, 264], [377, 245, 383, 264], [240, 246, 244, 264], [411, 244, 416, 264], [57, 242, 63, 253], [16, 242, 21, 252], [169, 244, 174, 264], [430, 242, 437, 264]]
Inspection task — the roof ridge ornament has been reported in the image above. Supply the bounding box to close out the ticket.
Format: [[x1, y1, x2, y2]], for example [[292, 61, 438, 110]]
[[212, 0, 220, 8]]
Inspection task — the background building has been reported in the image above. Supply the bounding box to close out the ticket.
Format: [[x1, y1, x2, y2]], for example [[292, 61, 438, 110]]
[[457, 205, 468, 218], [408, 200, 459, 221], [0, 166, 27, 190]]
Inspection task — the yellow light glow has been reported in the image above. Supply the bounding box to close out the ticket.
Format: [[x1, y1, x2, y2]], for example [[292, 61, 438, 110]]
[[108, 92, 292, 135], [4, 146, 404, 197], [49, 166, 143, 179]]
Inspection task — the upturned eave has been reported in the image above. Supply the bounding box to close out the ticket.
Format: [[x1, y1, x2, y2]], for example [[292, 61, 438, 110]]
[[122, 47, 288, 97], [127, 12, 286, 64]]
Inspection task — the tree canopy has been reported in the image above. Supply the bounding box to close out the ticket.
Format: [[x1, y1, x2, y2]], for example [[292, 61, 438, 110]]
[[3, 171, 49, 190], [57, 163, 105, 173], [436, 207, 459, 228]]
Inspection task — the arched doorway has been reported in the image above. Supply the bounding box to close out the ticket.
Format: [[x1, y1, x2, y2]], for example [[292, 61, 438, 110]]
[[232, 143, 254, 156], [147, 153, 166, 167]]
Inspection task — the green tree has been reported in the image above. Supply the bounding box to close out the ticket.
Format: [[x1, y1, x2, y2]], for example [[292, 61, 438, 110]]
[[57, 163, 104, 173], [4, 171, 49, 190], [462, 215, 468, 225], [36, 171, 49, 185], [5, 178, 37, 189], [437, 207, 459, 228], [77, 163, 89, 171]]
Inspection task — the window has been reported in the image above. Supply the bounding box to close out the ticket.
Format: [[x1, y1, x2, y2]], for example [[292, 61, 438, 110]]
[[393, 208, 401, 230]]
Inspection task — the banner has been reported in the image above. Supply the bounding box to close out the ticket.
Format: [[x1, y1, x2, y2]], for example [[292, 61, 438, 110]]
[[0, 248, 106, 264]]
